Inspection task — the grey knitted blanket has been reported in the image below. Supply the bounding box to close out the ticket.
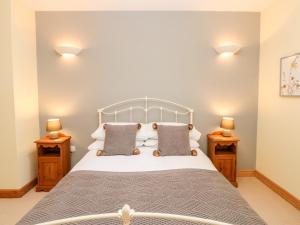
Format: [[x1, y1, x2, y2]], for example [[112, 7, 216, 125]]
[[17, 169, 266, 225]]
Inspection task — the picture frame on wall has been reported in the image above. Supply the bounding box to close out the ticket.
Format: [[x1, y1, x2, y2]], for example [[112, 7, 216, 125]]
[[280, 53, 300, 96]]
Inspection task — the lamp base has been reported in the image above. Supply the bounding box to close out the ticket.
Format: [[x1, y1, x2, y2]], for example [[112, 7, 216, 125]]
[[48, 131, 59, 139], [222, 129, 232, 137]]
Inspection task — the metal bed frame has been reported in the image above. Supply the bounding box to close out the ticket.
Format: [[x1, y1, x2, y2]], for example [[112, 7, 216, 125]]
[[98, 96, 194, 124], [37, 204, 232, 225], [37, 97, 232, 225]]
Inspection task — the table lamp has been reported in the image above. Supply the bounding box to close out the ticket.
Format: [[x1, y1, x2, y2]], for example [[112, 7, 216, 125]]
[[220, 117, 235, 137], [47, 119, 62, 139]]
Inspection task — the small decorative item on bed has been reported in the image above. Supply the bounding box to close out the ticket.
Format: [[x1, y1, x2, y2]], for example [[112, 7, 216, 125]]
[[96, 123, 141, 156], [152, 123, 198, 156], [280, 52, 300, 96]]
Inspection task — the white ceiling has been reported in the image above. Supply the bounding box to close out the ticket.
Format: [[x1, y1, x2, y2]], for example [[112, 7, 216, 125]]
[[23, 0, 274, 12]]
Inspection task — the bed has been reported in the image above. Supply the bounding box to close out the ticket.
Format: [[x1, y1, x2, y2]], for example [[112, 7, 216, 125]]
[[17, 97, 266, 225]]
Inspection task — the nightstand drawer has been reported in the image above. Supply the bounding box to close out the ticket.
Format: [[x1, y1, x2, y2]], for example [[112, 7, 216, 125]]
[[215, 156, 236, 182], [38, 157, 62, 186]]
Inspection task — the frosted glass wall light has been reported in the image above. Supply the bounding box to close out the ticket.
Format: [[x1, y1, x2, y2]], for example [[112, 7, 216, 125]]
[[214, 44, 241, 56], [55, 46, 82, 57]]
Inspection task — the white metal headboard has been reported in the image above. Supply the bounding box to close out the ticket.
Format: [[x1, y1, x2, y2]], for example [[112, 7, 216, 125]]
[[98, 96, 194, 125]]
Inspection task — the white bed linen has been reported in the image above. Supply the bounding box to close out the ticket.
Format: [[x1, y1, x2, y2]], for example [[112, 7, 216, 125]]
[[72, 147, 216, 172]]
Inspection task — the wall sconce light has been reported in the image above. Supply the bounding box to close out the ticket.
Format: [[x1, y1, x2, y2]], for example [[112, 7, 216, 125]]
[[55, 46, 82, 57], [214, 44, 241, 56]]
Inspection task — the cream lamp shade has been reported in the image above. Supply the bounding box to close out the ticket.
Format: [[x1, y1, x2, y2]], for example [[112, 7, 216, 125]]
[[46, 119, 62, 139], [220, 117, 235, 137]]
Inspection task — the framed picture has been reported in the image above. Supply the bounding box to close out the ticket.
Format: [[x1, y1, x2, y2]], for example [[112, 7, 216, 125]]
[[280, 53, 300, 96]]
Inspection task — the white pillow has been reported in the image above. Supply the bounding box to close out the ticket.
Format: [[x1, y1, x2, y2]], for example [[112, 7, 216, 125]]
[[143, 139, 157, 147], [150, 122, 202, 141], [138, 123, 157, 140], [91, 123, 157, 141], [88, 140, 104, 151], [190, 140, 200, 148], [88, 140, 144, 151], [91, 122, 201, 141], [144, 139, 200, 148]]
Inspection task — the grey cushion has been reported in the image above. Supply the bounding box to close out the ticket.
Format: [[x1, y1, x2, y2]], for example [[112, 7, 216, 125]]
[[103, 124, 138, 155], [157, 125, 190, 156]]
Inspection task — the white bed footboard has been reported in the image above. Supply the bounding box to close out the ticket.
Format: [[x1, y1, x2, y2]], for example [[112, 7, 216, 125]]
[[36, 204, 233, 225]]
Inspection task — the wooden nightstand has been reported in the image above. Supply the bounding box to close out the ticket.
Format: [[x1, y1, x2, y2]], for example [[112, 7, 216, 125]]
[[207, 134, 239, 187], [35, 134, 71, 191]]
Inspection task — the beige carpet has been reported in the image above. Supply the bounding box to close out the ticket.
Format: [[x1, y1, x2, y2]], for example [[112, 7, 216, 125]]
[[0, 189, 47, 225], [237, 177, 300, 225], [0, 177, 299, 225]]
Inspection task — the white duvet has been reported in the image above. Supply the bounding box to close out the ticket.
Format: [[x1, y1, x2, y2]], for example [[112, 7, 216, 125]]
[[72, 147, 216, 172]]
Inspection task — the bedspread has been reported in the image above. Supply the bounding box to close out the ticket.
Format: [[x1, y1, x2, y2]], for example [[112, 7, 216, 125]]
[[17, 169, 266, 225]]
